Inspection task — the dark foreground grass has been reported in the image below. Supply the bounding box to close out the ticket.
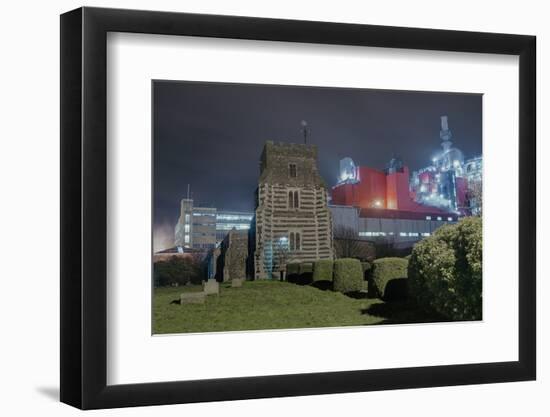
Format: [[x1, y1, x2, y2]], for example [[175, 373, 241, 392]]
[[153, 281, 442, 334]]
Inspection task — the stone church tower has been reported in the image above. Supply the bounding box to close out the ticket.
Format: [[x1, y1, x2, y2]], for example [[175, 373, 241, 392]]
[[251, 141, 333, 279]]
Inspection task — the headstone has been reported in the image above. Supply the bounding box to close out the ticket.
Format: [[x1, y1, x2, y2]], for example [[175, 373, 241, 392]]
[[180, 292, 206, 305], [203, 279, 219, 295], [231, 278, 243, 288]]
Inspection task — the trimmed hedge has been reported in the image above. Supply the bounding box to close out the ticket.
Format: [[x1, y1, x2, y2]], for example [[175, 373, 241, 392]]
[[298, 262, 314, 284], [408, 217, 482, 320], [313, 260, 334, 282], [370, 257, 409, 300], [286, 263, 300, 282], [299, 262, 313, 274], [333, 258, 363, 293]]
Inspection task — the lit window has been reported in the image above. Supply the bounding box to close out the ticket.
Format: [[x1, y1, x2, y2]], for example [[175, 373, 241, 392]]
[[289, 164, 297, 178], [184, 224, 190, 232], [421, 232, 430, 237], [185, 214, 190, 223], [426, 216, 432, 220], [437, 216, 442, 221], [447, 217, 453, 221], [184, 234, 190, 243], [399, 232, 407, 237]]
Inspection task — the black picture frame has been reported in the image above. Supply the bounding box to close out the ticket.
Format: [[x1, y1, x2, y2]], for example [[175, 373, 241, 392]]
[[60, 6, 536, 410]]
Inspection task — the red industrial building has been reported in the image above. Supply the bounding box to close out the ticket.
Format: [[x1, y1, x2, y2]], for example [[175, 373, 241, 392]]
[[330, 157, 458, 246], [332, 157, 456, 219]]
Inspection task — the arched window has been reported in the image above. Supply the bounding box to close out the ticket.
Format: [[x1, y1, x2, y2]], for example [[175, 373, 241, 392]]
[[289, 231, 301, 251], [288, 190, 299, 209], [289, 163, 297, 178]]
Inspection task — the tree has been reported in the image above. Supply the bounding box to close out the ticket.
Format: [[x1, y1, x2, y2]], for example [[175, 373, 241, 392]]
[[272, 237, 293, 280], [333, 225, 374, 260], [153, 255, 203, 287]]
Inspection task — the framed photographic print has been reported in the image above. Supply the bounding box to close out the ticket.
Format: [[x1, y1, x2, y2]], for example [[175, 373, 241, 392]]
[[60, 6, 536, 410]]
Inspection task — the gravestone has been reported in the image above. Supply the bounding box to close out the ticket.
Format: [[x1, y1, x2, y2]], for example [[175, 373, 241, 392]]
[[231, 278, 243, 288], [180, 292, 206, 305], [203, 279, 219, 295]]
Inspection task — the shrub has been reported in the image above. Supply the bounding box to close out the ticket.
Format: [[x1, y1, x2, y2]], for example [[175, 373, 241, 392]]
[[313, 260, 334, 282], [298, 262, 313, 284], [153, 255, 202, 287], [408, 217, 482, 321], [333, 258, 363, 293], [370, 257, 409, 300], [286, 263, 300, 282]]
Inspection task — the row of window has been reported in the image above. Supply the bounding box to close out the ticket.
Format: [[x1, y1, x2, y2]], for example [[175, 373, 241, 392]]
[[358, 231, 431, 238], [217, 224, 251, 231], [216, 214, 253, 221], [425, 215, 454, 221]]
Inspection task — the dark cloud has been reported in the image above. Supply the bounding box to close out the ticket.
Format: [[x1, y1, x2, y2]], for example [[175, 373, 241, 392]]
[[153, 81, 482, 227]]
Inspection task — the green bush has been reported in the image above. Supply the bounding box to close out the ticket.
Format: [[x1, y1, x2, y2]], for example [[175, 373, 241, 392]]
[[153, 256, 202, 287], [313, 260, 334, 282], [286, 263, 300, 282], [370, 257, 408, 300], [408, 217, 482, 320], [298, 262, 313, 284], [299, 262, 313, 274], [333, 258, 363, 293]]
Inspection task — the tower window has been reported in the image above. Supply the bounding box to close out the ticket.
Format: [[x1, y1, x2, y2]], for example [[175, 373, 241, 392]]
[[288, 190, 300, 209], [289, 231, 301, 251], [289, 163, 297, 178]]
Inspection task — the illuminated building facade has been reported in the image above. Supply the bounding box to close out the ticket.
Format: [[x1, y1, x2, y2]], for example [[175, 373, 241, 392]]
[[251, 141, 334, 279], [330, 115, 481, 246], [331, 154, 456, 245], [175, 198, 253, 250], [411, 116, 482, 215], [215, 211, 255, 241]]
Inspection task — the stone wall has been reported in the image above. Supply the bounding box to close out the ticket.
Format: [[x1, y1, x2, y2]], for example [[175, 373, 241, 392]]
[[218, 229, 249, 282]]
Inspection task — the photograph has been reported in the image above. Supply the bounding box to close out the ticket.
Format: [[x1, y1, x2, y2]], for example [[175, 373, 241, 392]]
[[152, 81, 483, 334]]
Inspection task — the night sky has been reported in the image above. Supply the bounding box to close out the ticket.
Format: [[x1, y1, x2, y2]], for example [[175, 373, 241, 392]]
[[153, 81, 482, 228]]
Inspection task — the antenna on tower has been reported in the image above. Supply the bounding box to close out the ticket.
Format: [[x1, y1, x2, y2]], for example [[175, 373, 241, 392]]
[[300, 120, 309, 144], [187, 184, 190, 200]]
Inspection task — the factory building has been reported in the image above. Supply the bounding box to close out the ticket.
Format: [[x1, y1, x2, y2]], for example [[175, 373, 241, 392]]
[[331, 155, 456, 245], [174, 198, 253, 250], [251, 141, 334, 279], [330, 115, 481, 246], [410, 116, 482, 215]]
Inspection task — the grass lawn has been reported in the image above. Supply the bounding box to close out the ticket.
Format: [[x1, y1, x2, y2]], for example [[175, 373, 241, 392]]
[[153, 280, 445, 334]]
